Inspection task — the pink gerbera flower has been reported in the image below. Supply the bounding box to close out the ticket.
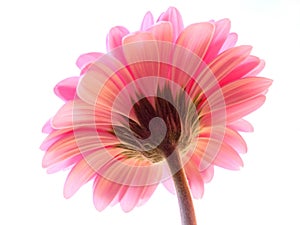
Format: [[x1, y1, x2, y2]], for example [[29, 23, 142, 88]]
[[41, 7, 271, 225]]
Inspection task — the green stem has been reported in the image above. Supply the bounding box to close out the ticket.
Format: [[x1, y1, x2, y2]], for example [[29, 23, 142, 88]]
[[164, 146, 197, 225]]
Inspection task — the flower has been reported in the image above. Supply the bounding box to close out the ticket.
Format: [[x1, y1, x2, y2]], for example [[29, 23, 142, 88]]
[[41, 6, 272, 214]]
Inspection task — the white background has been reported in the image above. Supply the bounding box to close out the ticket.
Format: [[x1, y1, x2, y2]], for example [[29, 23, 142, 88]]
[[1, 0, 299, 224]]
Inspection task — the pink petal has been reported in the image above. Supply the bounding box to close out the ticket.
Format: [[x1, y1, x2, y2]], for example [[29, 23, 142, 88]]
[[194, 138, 243, 171], [213, 141, 244, 170], [106, 26, 129, 51], [120, 186, 145, 212], [93, 176, 122, 211], [206, 45, 252, 82], [123, 31, 154, 44], [219, 55, 262, 86], [162, 177, 175, 194], [40, 128, 73, 151], [77, 60, 132, 107], [46, 155, 82, 173], [146, 22, 173, 42], [226, 95, 266, 123], [157, 7, 184, 41], [219, 32, 238, 53], [185, 161, 204, 199], [54, 77, 79, 101], [223, 128, 247, 153], [51, 100, 113, 130], [199, 126, 247, 154], [76, 52, 103, 70], [42, 119, 54, 133], [176, 22, 215, 59], [228, 119, 254, 132], [42, 132, 85, 168], [200, 165, 214, 183], [203, 19, 231, 63], [64, 152, 100, 198], [137, 184, 158, 206], [222, 77, 272, 105], [140, 11, 154, 31], [245, 59, 265, 77]]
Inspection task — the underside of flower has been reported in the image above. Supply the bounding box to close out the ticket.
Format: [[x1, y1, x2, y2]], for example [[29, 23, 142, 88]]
[[41, 7, 272, 221], [113, 86, 198, 164]]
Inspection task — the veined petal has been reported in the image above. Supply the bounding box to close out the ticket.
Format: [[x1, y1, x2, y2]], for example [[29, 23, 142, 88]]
[[222, 77, 272, 105], [205, 45, 252, 82], [64, 152, 101, 198], [219, 55, 263, 86], [176, 22, 215, 59], [120, 186, 145, 212], [93, 176, 122, 211], [194, 138, 243, 171], [213, 141, 244, 170], [203, 19, 231, 63], [226, 95, 266, 122], [199, 126, 247, 154]]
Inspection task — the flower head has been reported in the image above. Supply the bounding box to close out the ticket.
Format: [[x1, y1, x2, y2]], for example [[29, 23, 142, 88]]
[[41, 7, 272, 213]]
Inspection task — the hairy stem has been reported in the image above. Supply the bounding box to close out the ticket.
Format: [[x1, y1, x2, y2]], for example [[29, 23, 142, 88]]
[[164, 146, 197, 225]]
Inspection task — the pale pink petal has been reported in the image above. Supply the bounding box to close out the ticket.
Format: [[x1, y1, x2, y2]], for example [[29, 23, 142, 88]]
[[200, 165, 214, 183], [41, 128, 72, 150], [162, 177, 175, 194], [157, 7, 184, 41], [219, 32, 238, 53], [64, 153, 100, 198], [223, 128, 247, 153], [176, 23, 215, 59], [140, 11, 154, 31], [185, 161, 204, 199], [106, 26, 129, 51], [51, 99, 113, 130], [42, 119, 54, 133], [137, 184, 158, 206], [213, 141, 244, 170], [42, 132, 89, 168], [93, 176, 122, 211], [228, 119, 254, 132], [54, 77, 79, 101], [203, 19, 231, 63], [194, 138, 243, 171], [120, 186, 145, 212], [198, 127, 247, 154], [46, 155, 82, 174], [76, 52, 103, 70]]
